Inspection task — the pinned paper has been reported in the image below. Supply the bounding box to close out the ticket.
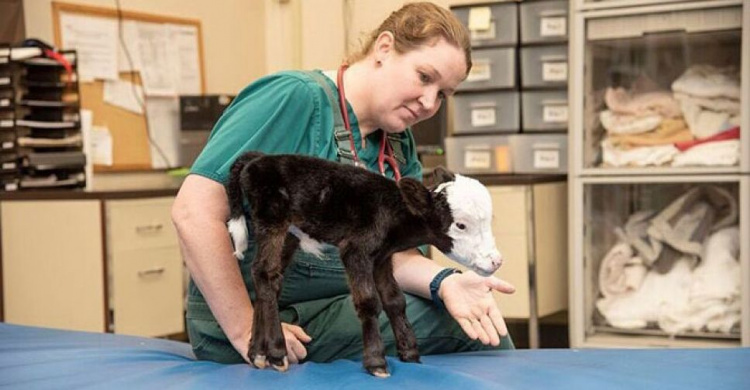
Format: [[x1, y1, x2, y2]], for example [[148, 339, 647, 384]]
[[91, 126, 114, 166], [104, 79, 144, 114], [468, 7, 492, 31]]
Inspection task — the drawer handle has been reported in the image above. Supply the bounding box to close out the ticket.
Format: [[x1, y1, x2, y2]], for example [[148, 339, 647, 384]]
[[138, 267, 166, 277], [135, 224, 163, 234]]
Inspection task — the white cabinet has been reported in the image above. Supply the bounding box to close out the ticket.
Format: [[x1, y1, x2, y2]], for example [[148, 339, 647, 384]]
[[1, 193, 183, 338], [569, 0, 749, 348], [432, 181, 568, 347]]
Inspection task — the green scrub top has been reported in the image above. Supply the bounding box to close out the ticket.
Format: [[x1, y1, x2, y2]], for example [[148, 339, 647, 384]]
[[190, 69, 423, 184]]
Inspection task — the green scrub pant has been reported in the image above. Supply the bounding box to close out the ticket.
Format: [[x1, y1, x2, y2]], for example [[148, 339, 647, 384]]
[[186, 245, 514, 364]]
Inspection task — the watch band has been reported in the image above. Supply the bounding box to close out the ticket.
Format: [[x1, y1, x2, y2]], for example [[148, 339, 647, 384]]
[[429, 268, 462, 311]]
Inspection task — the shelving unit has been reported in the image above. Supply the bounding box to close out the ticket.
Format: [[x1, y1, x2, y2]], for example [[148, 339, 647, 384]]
[[568, 0, 750, 348], [0, 45, 85, 192]]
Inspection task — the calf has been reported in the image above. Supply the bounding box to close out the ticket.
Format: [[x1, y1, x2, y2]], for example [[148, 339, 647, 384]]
[[226, 151, 503, 377]]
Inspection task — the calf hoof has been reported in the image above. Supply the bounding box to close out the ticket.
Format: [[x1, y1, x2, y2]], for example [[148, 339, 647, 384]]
[[399, 349, 421, 364], [250, 354, 267, 369], [370, 368, 390, 378], [364, 357, 389, 378], [270, 356, 289, 372]]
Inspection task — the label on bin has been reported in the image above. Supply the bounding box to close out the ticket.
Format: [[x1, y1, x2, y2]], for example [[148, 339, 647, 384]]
[[543, 105, 568, 123], [471, 21, 496, 41], [466, 59, 491, 82], [471, 108, 496, 127], [541, 17, 566, 37], [465, 150, 492, 169], [534, 150, 560, 169], [542, 62, 567, 82]]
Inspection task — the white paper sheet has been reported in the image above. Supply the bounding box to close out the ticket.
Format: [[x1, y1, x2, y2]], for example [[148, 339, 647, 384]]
[[91, 126, 114, 166], [145, 97, 180, 169], [80, 110, 94, 190], [137, 23, 177, 96], [168, 24, 202, 95], [60, 13, 119, 82], [103, 79, 144, 114], [117, 20, 143, 72]]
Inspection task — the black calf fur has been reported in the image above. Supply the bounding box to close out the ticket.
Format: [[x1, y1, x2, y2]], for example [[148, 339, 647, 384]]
[[227, 151, 458, 377]]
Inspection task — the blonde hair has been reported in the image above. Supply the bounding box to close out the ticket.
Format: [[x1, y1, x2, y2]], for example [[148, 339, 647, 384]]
[[348, 2, 472, 75]]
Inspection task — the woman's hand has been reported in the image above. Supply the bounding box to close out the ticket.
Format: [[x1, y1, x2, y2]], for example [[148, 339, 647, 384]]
[[234, 323, 312, 365], [439, 271, 515, 346]]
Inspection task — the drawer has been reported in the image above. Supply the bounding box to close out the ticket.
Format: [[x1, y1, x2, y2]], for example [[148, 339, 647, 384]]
[[458, 47, 516, 92], [509, 134, 568, 174], [521, 90, 568, 131], [520, 0, 569, 44], [453, 91, 519, 134], [111, 245, 184, 337], [106, 197, 177, 252], [520, 45, 568, 88], [445, 135, 512, 175], [452, 3, 518, 47], [489, 186, 528, 236]]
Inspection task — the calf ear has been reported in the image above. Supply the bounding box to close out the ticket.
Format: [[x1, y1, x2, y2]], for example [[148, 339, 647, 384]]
[[428, 166, 456, 189], [398, 178, 432, 217]]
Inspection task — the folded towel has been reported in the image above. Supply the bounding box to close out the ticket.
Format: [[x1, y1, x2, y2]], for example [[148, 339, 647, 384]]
[[601, 138, 678, 167], [600, 110, 663, 135], [605, 87, 682, 118], [675, 94, 740, 138], [608, 118, 693, 150], [598, 241, 648, 298], [671, 65, 741, 100], [672, 140, 740, 167]]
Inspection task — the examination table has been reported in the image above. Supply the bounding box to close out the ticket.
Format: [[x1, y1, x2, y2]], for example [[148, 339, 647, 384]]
[[1, 323, 748, 389]]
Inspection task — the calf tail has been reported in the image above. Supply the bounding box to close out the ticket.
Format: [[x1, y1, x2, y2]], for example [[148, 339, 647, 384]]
[[226, 151, 264, 260]]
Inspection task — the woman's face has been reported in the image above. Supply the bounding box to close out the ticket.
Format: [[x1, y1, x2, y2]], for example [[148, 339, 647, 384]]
[[372, 36, 467, 133]]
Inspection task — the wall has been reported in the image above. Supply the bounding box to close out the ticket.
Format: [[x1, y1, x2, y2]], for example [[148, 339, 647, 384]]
[[23, 0, 266, 94]]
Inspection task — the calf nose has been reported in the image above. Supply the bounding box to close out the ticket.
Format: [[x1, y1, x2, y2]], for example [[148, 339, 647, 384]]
[[491, 255, 503, 269]]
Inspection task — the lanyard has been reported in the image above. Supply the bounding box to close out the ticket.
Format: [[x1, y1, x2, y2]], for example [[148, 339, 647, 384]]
[[337, 64, 402, 181]]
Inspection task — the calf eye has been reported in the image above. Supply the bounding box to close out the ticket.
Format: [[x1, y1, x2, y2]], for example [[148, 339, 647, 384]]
[[455, 223, 466, 230]]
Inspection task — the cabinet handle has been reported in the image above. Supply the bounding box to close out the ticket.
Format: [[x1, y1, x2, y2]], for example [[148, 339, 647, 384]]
[[135, 223, 163, 234], [138, 267, 165, 277]]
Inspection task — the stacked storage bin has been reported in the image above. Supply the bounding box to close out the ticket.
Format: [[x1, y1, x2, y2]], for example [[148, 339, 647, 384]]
[[447, 2, 520, 175], [0, 44, 20, 191], [515, 0, 569, 174], [15, 50, 85, 190]]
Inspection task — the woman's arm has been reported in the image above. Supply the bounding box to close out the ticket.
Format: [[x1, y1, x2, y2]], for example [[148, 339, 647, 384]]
[[392, 248, 515, 346], [172, 175, 255, 360]]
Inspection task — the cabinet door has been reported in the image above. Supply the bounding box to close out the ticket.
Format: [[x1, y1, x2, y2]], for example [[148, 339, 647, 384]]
[[111, 246, 184, 337], [107, 197, 184, 337], [1, 200, 105, 332]]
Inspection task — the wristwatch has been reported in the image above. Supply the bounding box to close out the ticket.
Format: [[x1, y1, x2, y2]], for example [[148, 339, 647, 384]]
[[429, 268, 462, 311]]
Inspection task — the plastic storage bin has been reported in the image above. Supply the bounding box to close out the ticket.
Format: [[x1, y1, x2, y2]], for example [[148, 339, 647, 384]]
[[509, 134, 568, 174], [521, 0, 569, 44], [452, 91, 520, 134], [453, 2, 518, 48], [521, 45, 568, 88], [522, 90, 568, 132], [458, 47, 517, 91], [445, 135, 512, 174]]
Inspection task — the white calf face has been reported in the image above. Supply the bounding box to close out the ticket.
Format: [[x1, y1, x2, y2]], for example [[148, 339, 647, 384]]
[[439, 175, 503, 276]]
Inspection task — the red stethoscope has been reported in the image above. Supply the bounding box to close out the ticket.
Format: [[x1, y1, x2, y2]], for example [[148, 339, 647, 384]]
[[337, 64, 402, 181]]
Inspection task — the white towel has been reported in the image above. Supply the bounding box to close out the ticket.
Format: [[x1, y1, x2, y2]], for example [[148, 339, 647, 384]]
[[671, 140, 740, 167], [601, 138, 678, 167], [671, 65, 741, 100]]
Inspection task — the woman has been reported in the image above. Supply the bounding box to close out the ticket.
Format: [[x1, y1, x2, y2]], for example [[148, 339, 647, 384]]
[[172, 2, 515, 366]]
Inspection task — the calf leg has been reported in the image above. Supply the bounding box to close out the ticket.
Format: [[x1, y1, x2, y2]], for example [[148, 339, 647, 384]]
[[373, 258, 420, 364], [249, 225, 293, 371], [340, 246, 388, 377]]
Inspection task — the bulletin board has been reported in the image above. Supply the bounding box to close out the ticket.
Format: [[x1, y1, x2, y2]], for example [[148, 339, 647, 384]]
[[51, 1, 206, 172]]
